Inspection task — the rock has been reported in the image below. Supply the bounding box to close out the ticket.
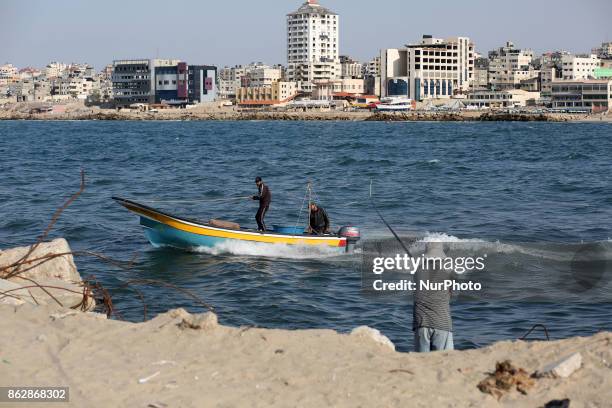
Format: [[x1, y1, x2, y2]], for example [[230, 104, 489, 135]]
[[350, 326, 395, 351], [149, 308, 218, 330], [177, 311, 218, 330], [0, 239, 81, 283], [0, 278, 94, 311], [538, 352, 582, 378], [0, 239, 94, 310], [0, 278, 37, 305], [27, 279, 94, 311]]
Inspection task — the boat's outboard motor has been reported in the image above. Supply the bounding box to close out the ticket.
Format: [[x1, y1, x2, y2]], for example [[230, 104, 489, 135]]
[[338, 226, 360, 252]]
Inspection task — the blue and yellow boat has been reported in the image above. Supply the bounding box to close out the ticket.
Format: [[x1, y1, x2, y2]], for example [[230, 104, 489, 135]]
[[113, 197, 360, 253]]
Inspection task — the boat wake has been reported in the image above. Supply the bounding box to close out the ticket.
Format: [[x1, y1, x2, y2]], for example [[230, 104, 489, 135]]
[[364, 231, 612, 263], [192, 240, 347, 260]]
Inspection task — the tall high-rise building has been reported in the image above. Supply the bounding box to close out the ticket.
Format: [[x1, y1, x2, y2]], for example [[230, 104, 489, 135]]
[[286, 0, 339, 92]]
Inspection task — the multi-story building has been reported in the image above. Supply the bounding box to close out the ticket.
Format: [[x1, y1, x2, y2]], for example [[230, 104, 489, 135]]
[[218, 63, 285, 99], [235, 81, 298, 106], [112, 59, 155, 106], [112, 59, 216, 106], [363, 56, 381, 97], [287, 0, 340, 92], [551, 79, 611, 112], [218, 79, 240, 100], [100, 64, 113, 81], [592, 42, 612, 59], [18, 67, 42, 81], [380, 35, 475, 100], [561, 54, 600, 80], [154, 62, 217, 105], [340, 56, 363, 79], [471, 57, 489, 90], [45, 62, 68, 78], [537, 51, 566, 96], [0, 64, 19, 85], [244, 67, 283, 88], [540, 66, 557, 97], [488, 41, 538, 90], [312, 78, 365, 100], [465, 89, 540, 108], [58, 77, 95, 98], [363, 56, 381, 77]]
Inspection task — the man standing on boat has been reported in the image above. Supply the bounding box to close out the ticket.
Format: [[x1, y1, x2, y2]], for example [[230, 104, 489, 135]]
[[308, 202, 330, 235], [252, 176, 271, 232]]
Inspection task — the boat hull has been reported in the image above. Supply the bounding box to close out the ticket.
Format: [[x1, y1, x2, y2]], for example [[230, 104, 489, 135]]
[[113, 197, 349, 253], [141, 216, 228, 249]]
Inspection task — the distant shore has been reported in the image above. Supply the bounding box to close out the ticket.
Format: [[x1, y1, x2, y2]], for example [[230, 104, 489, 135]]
[[1, 102, 611, 122]]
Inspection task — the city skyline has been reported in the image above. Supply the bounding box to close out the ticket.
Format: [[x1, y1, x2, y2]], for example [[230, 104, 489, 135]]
[[1, 0, 611, 70]]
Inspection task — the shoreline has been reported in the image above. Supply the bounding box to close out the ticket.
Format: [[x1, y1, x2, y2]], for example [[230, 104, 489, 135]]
[[1, 107, 611, 122]]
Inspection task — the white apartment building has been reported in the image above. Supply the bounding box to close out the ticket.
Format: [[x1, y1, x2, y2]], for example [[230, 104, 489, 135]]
[[45, 62, 68, 78], [0, 64, 18, 85], [380, 35, 475, 100], [488, 41, 537, 90], [561, 54, 600, 80], [287, 0, 340, 92], [246, 67, 282, 87], [58, 77, 95, 99], [340, 56, 363, 79]]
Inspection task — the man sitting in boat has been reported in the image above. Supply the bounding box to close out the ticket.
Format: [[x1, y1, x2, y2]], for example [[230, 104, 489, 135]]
[[308, 202, 330, 235], [251, 176, 271, 232]]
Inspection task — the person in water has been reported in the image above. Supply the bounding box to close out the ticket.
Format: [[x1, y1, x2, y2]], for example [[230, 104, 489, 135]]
[[308, 202, 330, 234], [252, 176, 271, 232]]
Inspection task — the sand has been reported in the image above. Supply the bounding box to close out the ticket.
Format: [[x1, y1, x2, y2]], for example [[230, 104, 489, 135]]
[[0, 302, 610, 408]]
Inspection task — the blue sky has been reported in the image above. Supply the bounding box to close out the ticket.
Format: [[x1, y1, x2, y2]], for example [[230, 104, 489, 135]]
[[1, 0, 610, 69]]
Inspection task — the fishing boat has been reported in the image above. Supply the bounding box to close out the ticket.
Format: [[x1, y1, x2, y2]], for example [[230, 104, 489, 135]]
[[112, 197, 360, 253]]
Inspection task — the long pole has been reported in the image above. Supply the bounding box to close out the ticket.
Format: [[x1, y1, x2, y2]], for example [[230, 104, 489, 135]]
[[369, 179, 412, 257], [307, 181, 312, 232]]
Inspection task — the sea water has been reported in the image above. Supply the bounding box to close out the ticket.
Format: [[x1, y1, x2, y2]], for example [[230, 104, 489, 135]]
[[1, 120, 610, 351]]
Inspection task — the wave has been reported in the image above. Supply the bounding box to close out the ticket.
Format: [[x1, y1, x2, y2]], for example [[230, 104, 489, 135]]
[[192, 240, 346, 259], [415, 232, 612, 262]]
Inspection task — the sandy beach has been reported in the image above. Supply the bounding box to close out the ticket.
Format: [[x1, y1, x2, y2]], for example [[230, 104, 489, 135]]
[[0, 301, 609, 408]]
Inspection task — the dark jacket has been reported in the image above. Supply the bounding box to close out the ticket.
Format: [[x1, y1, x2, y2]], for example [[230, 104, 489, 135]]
[[309, 207, 329, 233], [253, 183, 271, 207]]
